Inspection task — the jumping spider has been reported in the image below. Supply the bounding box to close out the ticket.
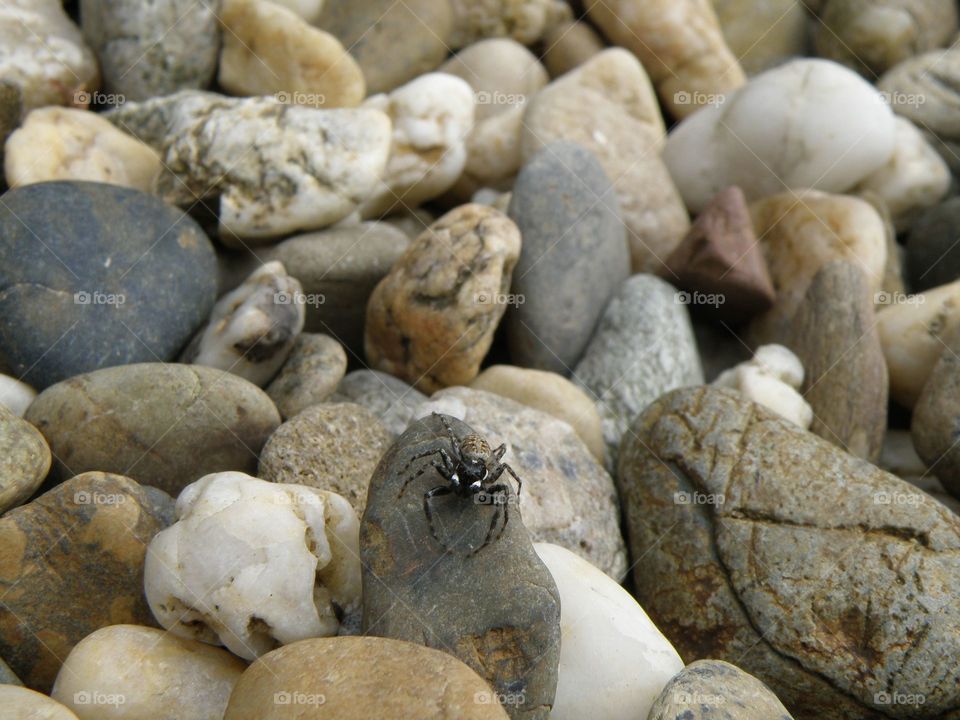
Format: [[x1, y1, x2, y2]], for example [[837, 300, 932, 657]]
[[396, 413, 522, 556]]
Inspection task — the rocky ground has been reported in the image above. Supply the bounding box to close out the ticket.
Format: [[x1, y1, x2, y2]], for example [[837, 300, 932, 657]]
[[1, 1, 960, 719]]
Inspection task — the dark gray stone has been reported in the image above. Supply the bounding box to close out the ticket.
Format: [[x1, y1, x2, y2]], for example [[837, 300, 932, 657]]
[[0, 181, 217, 389], [361, 413, 561, 720], [907, 196, 960, 291], [506, 141, 628, 373]]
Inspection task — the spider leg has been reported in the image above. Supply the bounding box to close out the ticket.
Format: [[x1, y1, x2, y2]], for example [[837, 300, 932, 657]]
[[502, 463, 522, 498], [469, 483, 510, 556], [397, 447, 455, 498], [493, 443, 507, 461], [423, 485, 453, 550], [396, 448, 442, 497]]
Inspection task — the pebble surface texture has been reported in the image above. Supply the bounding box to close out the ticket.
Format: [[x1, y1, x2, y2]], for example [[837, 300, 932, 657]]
[[25, 363, 281, 496], [618, 386, 960, 720], [365, 204, 522, 392], [0, 181, 217, 390], [912, 326, 960, 500], [0, 686, 79, 719], [0, 406, 51, 513], [328, 369, 428, 436], [224, 637, 510, 720], [265, 333, 348, 419], [361, 413, 561, 720], [0, 473, 174, 692]]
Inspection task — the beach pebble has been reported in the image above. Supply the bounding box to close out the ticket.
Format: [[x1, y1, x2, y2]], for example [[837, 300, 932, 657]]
[[0, 181, 217, 389], [471, 365, 604, 461], [365, 205, 521, 392], [714, 0, 809, 74], [0, 406, 50, 514], [619, 386, 960, 718], [664, 59, 897, 213], [361, 413, 561, 720], [51, 625, 245, 720], [145, 472, 361, 660], [259, 403, 394, 516], [585, 0, 745, 119], [713, 345, 813, 428], [912, 327, 960, 499], [535, 543, 683, 720], [879, 48, 960, 144], [360, 74, 475, 218], [0, 686, 79, 720], [421, 387, 627, 578], [572, 274, 704, 470], [521, 49, 689, 273], [540, 20, 605, 78], [907, 197, 960, 291], [180, 262, 305, 387], [268, 0, 323, 22], [448, 0, 570, 48], [25, 363, 281, 496], [0, 473, 173, 691], [223, 637, 510, 720], [0, 0, 99, 113], [265, 334, 347, 419], [79, 0, 217, 101], [0, 374, 35, 416], [5, 107, 161, 191], [329, 370, 428, 436], [218, 0, 364, 107]]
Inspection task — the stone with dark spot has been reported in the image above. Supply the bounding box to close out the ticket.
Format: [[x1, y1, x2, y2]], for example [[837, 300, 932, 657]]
[[0, 181, 217, 389], [361, 413, 561, 720], [0, 472, 173, 692], [619, 385, 960, 720], [25, 363, 281, 496]]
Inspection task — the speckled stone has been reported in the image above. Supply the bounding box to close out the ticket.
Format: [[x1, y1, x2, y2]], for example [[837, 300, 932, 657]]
[[328, 369, 428, 436], [0, 181, 217, 389], [265, 333, 347, 419], [913, 326, 960, 500], [0, 473, 174, 692], [0, 407, 51, 513]]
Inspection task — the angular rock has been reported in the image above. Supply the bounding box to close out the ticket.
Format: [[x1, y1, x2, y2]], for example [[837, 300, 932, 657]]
[[0, 473, 173, 691], [265, 333, 347, 419], [365, 205, 521, 392], [328, 369, 428, 436], [618, 386, 960, 719], [259, 403, 394, 516], [25, 363, 281, 496], [0, 407, 51, 514], [907, 196, 960, 291]]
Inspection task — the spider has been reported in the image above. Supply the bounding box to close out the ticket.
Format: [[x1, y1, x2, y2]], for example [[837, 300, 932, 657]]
[[396, 413, 522, 556]]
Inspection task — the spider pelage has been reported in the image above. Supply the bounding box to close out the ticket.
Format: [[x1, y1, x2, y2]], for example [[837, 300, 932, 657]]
[[396, 413, 523, 556]]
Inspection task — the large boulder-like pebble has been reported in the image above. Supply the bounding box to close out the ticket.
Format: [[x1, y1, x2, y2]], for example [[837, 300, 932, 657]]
[[51, 625, 246, 720], [421, 387, 626, 579], [25, 363, 281, 496], [79, 0, 217, 100], [572, 275, 704, 470], [619, 386, 960, 719], [223, 637, 509, 720], [535, 543, 683, 720], [259, 403, 394, 517], [664, 59, 897, 213], [907, 197, 960, 291], [265, 333, 347, 419], [361, 413, 561, 720], [145, 472, 361, 660], [329, 370, 428, 436], [365, 205, 521, 392], [0, 407, 50, 514], [0, 686, 79, 720], [0, 473, 173, 691], [505, 142, 628, 373], [0, 181, 217, 389]]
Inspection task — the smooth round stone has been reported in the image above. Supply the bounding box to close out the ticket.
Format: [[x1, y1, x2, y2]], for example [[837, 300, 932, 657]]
[[505, 142, 628, 373], [907, 197, 960, 291], [470, 365, 604, 461], [258, 403, 394, 517], [0, 473, 174, 691], [714, 0, 808, 74], [51, 625, 245, 720], [25, 363, 281, 496], [224, 637, 509, 720], [540, 20, 604, 77], [0, 181, 217, 389], [80, 0, 219, 101], [0, 407, 51, 513], [0, 374, 35, 417], [913, 327, 960, 499], [0, 686, 79, 720], [318, 0, 453, 95], [328, 370, 428, 436], [535, 543, 683, 720], [713, 345, 813, 429], [265, 334, 347, 419]]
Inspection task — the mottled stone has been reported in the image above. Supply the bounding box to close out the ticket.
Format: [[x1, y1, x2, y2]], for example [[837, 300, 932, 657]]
[[786, 262, 888, 462], [328, 370, 428, 436], [0, 473, 173, 691], [448, 0, 571, 48], [265, 334, 347, 419], [0, 686, 78, 719], [912, 326, 960, 499], [0, 407, 50, 513], [907, 196, 960, 291], [25, 363, 281, 496], [224, 637, 510, 719], [505, 142, 628, 372], [259, 403, 393, 516], [619, 386, 960, 719], [365, 205, 521, 392], [361, 413, 561, 720], [51, 625, 245, 720], [572, 274, 704, 470]]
